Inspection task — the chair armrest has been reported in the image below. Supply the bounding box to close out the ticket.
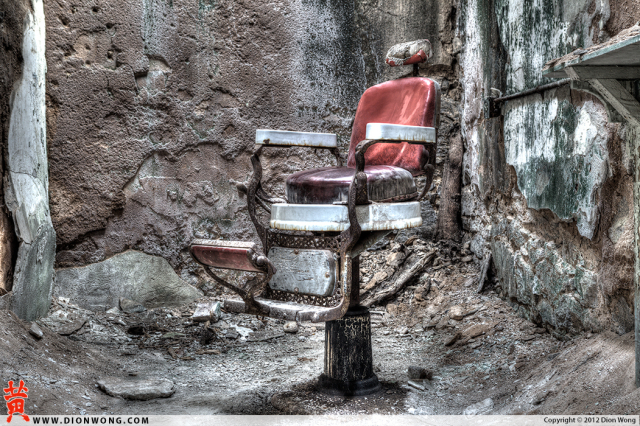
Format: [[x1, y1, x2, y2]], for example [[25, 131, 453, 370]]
[[352, 129, 437, 204], [365, 123, 436, 143], [256, 129, 337, 148]]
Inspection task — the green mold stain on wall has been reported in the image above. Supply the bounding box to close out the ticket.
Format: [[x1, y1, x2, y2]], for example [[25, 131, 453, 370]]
[[504, 96, 609, 239]]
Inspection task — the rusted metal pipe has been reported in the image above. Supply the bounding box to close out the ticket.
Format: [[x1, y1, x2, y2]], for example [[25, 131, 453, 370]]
[[485, 78, 571, 118], [493, 78, 571, 104]]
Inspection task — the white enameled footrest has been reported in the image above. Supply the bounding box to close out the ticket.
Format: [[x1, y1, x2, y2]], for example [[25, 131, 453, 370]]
[[270, 202, 422, 232]]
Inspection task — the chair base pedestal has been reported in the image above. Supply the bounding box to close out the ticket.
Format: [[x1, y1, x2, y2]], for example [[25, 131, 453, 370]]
[[318, 306, 381, 396]]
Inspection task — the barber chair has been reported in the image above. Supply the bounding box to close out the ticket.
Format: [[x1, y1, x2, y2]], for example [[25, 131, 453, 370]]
[[191, 39, 440, 396]]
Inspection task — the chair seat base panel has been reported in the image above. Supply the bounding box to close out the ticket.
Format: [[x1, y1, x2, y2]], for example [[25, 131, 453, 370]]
[[223, 298, 337, 323], [267, 247, 337, 297], [270, 202, 422, 232], [190, 240, 263, 272]]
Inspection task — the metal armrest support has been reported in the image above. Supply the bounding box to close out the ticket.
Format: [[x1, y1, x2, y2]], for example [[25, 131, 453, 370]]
[[354, 127, 437, 204], [245, 129, 345, 241], [244, 129, 344, 219], [255, 129, 343, 166], [244, 132, 362, 321]]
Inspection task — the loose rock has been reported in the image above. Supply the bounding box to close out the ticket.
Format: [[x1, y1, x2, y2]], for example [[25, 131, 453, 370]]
[[462, 322, 495, 338], [29, 323, 43, 340], [40, 316, 86, 336], [191, 301, 222, 323], [97, 378, 175, 401], [463, 397, 494, 415], [283, 321, 299, 333], [55, 251, 202, 312], [225, 329, 239, 340], [444, 332, 461, 347], [449, 305, 477, 320], [120, 298, 145, 314]]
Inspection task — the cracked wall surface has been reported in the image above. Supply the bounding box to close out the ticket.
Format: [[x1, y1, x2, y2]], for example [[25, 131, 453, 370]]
[[460, 0, 640, 337], [0, 0, 25, 295], [39, 0, 640, 337], [44, 0, 454, 289]]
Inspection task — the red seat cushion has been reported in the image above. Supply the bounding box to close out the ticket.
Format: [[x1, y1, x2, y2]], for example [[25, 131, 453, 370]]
[[346, 77, 440, 174], [286, 165, 417, 204]]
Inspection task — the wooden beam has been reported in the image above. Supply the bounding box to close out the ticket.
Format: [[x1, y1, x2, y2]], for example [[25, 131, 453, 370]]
[[588, 79, 640, 127], [566, 66, 640, 80]]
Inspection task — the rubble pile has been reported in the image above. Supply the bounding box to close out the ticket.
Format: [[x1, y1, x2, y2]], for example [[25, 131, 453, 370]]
[[0, 236, 636, 415]]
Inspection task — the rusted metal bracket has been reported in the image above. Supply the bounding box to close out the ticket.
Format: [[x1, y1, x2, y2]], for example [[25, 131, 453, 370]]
[[484, 78, 571, 118]]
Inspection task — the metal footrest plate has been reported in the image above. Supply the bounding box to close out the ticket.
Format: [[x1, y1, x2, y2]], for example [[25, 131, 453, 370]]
[[190, 239, 263, 272]]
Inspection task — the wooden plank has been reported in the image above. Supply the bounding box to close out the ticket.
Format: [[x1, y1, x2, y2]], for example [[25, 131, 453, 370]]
[[566, 66, 640, 80], [542, 29, 640, 77], [581, 36, 640, 67], [589, 79, 640, 127], [543, 68, 569, 78]]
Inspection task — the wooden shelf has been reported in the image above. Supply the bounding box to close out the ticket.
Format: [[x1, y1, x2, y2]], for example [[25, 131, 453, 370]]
[[543, 25, 640, 78]]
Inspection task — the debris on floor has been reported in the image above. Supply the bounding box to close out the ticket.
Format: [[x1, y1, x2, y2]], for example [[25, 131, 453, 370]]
[[1, 236, 638, 415], [97, 378, 176, 401]]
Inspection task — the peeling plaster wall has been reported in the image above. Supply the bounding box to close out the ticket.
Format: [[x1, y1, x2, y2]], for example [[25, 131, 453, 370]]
[[460, 0, 640, 337], [0, 0, 25, 294], [44, 0, 452, 289], [504, 96, 611, 240], [5, 0, 56, 321]]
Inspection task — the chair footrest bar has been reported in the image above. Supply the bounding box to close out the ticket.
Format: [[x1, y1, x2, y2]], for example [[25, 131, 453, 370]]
[[223, 298, 336, 323]]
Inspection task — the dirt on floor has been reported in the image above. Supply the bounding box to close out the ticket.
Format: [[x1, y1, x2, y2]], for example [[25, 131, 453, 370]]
[[1, 238, 639, 416]]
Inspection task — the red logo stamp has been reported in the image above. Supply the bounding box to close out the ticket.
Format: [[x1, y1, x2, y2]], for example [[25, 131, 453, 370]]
[[4, 380, 29, 423]]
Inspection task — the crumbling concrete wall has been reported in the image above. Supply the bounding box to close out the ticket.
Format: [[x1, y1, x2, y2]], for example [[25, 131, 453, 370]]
[[44, 0, 455, 291], [0, 1, 26, 296], [460, 0, 640, 337], [37, 0, 639, 339], [2, 0, 55, 321]]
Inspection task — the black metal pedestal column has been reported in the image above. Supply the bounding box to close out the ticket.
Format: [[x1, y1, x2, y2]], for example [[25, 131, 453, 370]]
[[319, 256, 381, 396]]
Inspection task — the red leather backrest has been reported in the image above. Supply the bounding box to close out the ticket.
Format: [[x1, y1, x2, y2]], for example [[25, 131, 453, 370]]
[[346, 77, 440, 175]]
